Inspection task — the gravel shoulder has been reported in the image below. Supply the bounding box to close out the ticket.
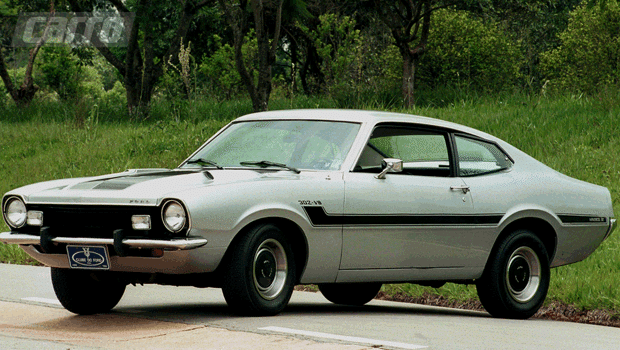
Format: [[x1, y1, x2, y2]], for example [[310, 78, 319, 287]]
[[295, 286, 620, 328]]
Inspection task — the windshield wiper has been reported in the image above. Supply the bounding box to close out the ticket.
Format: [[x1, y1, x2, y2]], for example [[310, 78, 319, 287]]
[[185, 158, 223, 169], [239, 160, 301, 174]]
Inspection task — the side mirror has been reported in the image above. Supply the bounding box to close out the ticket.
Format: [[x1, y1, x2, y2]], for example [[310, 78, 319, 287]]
[[375, 158, 403, 179]]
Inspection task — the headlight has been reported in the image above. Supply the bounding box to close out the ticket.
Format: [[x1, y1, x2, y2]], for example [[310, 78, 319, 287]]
[[162, 200, 187, 233], [4, 197, 27, 228]]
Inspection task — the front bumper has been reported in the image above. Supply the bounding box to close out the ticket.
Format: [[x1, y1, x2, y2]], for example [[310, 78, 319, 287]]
[[0, 232, 207, 251]]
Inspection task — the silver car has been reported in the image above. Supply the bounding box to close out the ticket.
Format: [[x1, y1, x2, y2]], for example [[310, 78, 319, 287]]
[[1, 109, 615, 319]]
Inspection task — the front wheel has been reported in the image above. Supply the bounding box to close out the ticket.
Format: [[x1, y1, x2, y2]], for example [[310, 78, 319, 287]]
[[476, 230, 550, 319], [318, 283, 382, 306], [222, 223, 296, 316], [51, 268, 126, 315]]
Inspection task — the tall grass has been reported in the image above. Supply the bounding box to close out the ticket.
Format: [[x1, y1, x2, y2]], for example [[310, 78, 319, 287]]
[[1, 92, 619, 311]]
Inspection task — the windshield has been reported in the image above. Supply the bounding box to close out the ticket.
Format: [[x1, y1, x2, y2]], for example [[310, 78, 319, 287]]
[[182, 120, 361, 171]]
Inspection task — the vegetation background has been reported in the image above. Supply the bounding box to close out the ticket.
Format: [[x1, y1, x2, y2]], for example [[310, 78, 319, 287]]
[[1, 0, 620, 316]]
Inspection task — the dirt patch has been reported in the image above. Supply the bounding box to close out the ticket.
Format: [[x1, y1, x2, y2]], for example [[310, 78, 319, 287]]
[[375, 291, 620, 328], [296, 286, 620, 328]]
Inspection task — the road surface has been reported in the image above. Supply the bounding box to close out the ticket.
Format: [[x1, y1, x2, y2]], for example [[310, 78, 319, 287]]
[[0, 264, 617, 349]]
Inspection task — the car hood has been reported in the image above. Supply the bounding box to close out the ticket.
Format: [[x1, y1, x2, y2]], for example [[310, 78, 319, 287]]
[[13, 168, 296, 206]]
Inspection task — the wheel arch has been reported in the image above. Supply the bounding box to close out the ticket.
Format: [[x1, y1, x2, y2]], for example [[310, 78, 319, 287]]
[[219, 217, 309, 284], [484, 216, 557, 274]]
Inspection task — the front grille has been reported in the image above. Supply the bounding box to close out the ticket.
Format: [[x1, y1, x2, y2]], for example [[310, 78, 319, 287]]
[[22, 204, 170, 238]]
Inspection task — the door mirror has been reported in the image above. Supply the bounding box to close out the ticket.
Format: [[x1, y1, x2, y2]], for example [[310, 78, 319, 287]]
[[375, 158, 403, 179]]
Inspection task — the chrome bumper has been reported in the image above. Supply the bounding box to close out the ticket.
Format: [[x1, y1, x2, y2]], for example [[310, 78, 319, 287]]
[[605, 218, 617, 241], [0, 232, 207, 251]]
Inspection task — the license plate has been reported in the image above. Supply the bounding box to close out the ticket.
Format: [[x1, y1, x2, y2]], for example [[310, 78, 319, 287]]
[[67, 245, 110, 270]]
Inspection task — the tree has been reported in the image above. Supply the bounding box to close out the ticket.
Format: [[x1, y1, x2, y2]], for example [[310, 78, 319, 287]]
[[417, 9, 521, 91], [0, 0, 55, 107], [68, 0, 213, 116], [459, 0, 581, 89], [371, 0, 447, 107], [217, 0, 286, 112], [540, 0, 620, 93]]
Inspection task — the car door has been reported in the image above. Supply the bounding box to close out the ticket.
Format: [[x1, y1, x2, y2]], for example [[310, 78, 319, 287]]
[[452, 134, 516, 263], [341, 124, 483, 270]]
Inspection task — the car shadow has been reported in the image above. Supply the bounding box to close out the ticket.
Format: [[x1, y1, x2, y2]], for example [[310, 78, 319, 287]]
[[110, 296, 490, 325]]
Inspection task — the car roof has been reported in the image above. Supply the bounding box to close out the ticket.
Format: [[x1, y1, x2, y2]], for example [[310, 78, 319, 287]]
[[234, 109, 499, 142]]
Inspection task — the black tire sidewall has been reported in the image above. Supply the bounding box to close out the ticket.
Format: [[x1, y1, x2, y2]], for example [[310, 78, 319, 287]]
[[318, 283, 382, 306], [51, 267, 126, 315], [477, 230, 550, 319], [223, 223, 296, 315]]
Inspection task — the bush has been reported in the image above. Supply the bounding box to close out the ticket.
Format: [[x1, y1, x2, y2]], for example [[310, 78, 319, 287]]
[[417, 9, 522, 92], [99, 81, 127, 108], [36, 47, 82, 101], [540, 1, 620, 93], [199, 33, 258, 100], [0, 65, 26, 103]]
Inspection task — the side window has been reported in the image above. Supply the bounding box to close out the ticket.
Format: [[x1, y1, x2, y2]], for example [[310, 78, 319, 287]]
[[355, 126, 451, 177], [455, 136, 512, 176]]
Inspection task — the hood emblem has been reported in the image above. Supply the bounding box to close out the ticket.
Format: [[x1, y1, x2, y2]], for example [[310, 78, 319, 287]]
[[129, 199, 151, 204]]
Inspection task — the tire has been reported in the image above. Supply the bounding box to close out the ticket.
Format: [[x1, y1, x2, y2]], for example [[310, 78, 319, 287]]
[[476, 229, 550, 319], [222, 223, 296, 316], [51, 267, 126, 315], [318, 283, 382, 306]]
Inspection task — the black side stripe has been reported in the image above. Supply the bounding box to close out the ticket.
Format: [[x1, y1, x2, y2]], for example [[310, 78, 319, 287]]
[[558, 215, 607, 224], [302, 206, 503, 227]]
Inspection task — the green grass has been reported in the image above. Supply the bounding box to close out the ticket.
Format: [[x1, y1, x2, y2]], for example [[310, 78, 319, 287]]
[[1, 93, 620, 312]]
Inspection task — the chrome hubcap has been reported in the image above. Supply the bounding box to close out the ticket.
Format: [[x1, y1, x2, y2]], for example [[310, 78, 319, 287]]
[[253, 239, 287, 300], [506, 246, 540, 303]]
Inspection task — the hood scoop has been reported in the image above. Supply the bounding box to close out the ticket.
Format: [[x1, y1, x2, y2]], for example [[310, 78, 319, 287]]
[[93, 180, 136, 190]]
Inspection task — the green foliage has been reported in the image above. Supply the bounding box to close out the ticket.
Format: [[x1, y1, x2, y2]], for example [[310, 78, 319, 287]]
[[79, 65, 106, 101], [299, 14, 401, 107], [36, 47, 82, 101], [0, 65, 25, 98], [159, 39, 198, 101], [307, 14, 363, 90], [199, 33, 258, 99], [540, 0, 620, 93], [99, 81, 127, 108], [460, 0, 581, 87], [89, 53, 122, 92], [418, 9, 522, 91]]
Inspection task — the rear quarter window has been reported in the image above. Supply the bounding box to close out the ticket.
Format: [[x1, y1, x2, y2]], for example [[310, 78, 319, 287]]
[[455, 136, 512, 176]]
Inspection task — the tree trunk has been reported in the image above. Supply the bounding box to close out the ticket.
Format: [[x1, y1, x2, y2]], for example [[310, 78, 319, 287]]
[[0, 50, 38, 108], [402, 52, 415, 107], [125, 78, 154, 117], [218, 0, 283, 112], [300, 44, 324, 95], [375, 0, 433, 108]]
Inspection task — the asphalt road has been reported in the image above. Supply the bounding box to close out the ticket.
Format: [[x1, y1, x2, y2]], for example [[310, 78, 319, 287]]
[[1, 264, 618, 349]]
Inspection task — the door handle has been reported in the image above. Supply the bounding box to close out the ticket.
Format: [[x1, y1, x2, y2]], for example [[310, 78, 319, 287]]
[[450, 185, 470, 194]]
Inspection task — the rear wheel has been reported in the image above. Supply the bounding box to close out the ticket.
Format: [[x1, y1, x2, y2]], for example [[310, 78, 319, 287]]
[[318, 283, 382, 306], [51, 268, 126, 315], [222, 223, 296, 316], [476, 230, 550, 319]]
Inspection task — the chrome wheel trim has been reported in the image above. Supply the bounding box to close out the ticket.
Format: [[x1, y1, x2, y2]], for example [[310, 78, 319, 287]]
[[252, 239, 287, 300], [505, 246, 541, 303]]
